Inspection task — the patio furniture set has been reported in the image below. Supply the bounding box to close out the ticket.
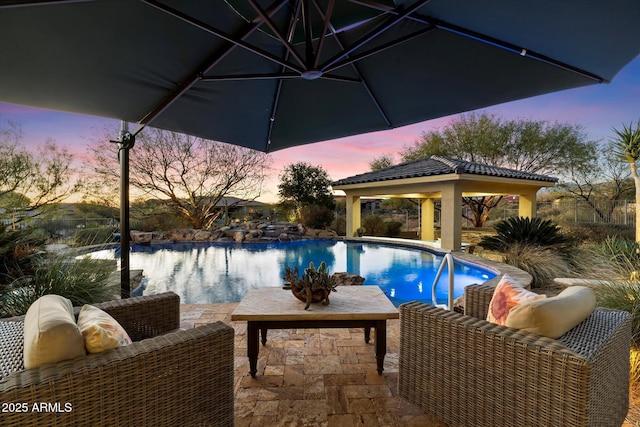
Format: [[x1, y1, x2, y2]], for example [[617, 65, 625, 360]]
[[0, 293, 234, 427], [0, 281, 632, 426]]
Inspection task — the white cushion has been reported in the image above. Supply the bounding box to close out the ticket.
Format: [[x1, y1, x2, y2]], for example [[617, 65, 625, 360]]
[[506, 286, 596, 338], [23, 295, 85, 369]]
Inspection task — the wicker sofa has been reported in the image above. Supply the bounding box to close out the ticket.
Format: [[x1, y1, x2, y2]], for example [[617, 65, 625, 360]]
[[398, 284, 632, 427], [0, 292, 234, 427]]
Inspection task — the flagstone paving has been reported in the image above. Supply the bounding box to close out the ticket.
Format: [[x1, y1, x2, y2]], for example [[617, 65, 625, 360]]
[[181, 302, 638, 427]]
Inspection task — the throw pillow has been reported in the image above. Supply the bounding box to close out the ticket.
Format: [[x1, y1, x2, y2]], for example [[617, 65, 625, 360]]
[[505, 285, 596, 338], [77, 305, 132, 354], [486, 275, 546, 325], [23, 294, 86, 369]]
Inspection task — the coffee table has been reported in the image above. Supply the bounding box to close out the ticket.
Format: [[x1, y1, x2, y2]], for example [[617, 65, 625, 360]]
[[231, 286, 399, 377]]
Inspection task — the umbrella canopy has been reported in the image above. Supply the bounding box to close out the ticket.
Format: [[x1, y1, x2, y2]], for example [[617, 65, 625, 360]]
[[1, 0, 640, 153], [2, 0, 639, 298]]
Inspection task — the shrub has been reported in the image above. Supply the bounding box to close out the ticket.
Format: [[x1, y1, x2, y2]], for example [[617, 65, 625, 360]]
[[590, 236, 640, 281], [300, 204, 335, 229], [0, 228, 47, 288], [560, 223, 634, 245], [567, 245, 624, 280], [384, 220, 403, 237], [74, 227, 117, 246], [0, 255, 118, 318], [362, 215, 386, 236], [479, 217, 569, 252], [502, 243, 573, 288], [330, 215, 346, 236]]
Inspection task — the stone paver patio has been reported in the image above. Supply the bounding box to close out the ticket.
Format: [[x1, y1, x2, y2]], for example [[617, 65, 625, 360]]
[[182, 302, 446, 427], [181, 302, 638, 427]]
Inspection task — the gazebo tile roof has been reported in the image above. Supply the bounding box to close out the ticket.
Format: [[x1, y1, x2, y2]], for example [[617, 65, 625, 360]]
[[332, 156, 557, 186]]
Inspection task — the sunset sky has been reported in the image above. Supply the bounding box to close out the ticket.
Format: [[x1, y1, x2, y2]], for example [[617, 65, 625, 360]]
[[0, 56, 638, 204]]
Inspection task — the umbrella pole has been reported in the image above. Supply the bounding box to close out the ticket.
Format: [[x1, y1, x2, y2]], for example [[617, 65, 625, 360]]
[[118, 121, 134, 299]]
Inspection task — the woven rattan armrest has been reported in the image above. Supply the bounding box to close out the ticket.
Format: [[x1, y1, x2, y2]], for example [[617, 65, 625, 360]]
[[0, 321, 235, 427], [74, 291, 181, 341], [463, 283, 495, 319]]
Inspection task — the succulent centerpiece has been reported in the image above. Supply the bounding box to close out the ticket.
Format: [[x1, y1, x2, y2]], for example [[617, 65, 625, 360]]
[[283, 261, 337, 310]]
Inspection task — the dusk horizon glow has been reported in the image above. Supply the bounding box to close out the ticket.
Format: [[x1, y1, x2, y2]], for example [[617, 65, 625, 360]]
[[1, 56, 638, 204]]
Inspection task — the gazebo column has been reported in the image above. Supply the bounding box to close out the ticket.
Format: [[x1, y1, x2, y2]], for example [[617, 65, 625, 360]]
[[420, 198, 435, 241], [440, 183, 462, 250], [345, 193, 361, 237], [518, 191, 538, 218]]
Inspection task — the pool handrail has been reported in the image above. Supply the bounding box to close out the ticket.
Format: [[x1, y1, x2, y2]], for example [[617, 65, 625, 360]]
[[431, 253, 455, 310]]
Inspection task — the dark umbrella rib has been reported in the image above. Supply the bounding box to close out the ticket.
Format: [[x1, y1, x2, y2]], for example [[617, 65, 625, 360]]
[[312, 0, 393, 128], [319, 0, 432, 72], [200, 73, 361, 83], [351, 0, 605, 83], [133, 0, 290, 137]]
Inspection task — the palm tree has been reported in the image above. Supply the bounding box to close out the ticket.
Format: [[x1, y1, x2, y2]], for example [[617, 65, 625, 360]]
[[611, 120, 640, 244]]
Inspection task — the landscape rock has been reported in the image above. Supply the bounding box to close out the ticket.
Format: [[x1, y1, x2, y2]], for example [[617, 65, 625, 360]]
[[278, 233, 290, 242], [139, 221, 339, 245], [193, 230, 212, 241], [166, 229, 194, 241], [317, 230, 338, 239], [131, 231, 152, 244], [332, 272, 365, 286]]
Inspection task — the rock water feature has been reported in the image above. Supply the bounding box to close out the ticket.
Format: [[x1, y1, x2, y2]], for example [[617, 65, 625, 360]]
[[129, 221, 338, 244]]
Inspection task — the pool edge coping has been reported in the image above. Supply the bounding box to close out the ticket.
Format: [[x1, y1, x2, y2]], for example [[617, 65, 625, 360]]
[[343, 236, 533, 289]]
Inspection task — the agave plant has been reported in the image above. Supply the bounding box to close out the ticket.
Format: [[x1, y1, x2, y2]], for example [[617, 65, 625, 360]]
[[283, 261, 337, 310], [479, 216, 568, 252]]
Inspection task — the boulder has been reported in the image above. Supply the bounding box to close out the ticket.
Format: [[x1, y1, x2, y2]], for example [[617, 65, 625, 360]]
[[317, 230, 338, 239], [193, 230, 212, 241], [166, 229, 194, 241], [278, 233, 290, 242], [151, 232, 166, 241], [305, 228, 320, 238], [233, 231, 245, 242], [246, 229, 263, 240], [332, 272, 365, 286], [131, 231, 152, 244]]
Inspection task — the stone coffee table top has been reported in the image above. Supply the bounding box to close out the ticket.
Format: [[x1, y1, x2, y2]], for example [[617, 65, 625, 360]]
[[231, 286, 398, 321]]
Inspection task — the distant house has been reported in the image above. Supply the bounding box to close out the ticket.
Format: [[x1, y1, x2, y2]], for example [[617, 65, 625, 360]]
[[215, 197, 271, 221], [334, 195, 383, 214]]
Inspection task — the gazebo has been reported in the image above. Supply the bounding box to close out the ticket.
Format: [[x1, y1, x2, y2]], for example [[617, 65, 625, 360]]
[[332, 156, 557, 250]]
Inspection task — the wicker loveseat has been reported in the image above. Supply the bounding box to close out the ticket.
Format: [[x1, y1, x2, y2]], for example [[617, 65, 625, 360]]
[[398, 284, 632, 427], [0, 292, 234, 427]]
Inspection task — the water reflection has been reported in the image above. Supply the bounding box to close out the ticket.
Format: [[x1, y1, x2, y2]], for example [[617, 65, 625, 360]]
[[88, 240, 496, 306]]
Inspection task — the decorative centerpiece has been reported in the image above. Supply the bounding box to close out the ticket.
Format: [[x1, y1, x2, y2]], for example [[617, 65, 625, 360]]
[[283, 261, 337, 310]]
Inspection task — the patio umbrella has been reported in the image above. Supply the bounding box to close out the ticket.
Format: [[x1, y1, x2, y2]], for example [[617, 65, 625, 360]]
[[1, 0, 640, 296]]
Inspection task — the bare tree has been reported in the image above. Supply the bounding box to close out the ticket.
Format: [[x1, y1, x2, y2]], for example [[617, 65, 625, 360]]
[[86, 127, 271, 229], [0, 120, 80, 221], [559, 142, 633, 222]]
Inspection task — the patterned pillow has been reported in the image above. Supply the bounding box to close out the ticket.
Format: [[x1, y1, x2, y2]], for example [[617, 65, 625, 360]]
[[486, 275, 546, 325], [77, 305, 132, 354]]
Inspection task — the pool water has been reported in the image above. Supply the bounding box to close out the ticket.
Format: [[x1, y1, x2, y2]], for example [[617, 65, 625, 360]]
[[88, 240, 497, 307]]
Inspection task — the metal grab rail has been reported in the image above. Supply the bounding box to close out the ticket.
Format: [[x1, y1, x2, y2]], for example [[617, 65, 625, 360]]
[[431, 253, 455, 310]]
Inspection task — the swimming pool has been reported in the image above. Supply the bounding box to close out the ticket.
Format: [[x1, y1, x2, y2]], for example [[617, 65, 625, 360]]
[[88, 240, 497, 307]]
